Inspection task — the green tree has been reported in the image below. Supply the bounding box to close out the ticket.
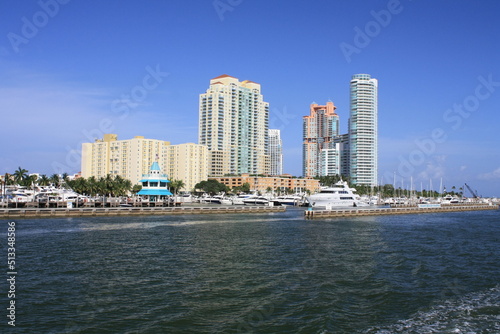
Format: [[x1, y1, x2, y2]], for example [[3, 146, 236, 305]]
[[50, 174, 60, 187], [241, 182, 251, 193], [13, 167, 29, 186], [132, 184, 142, 194], [194, 179, 229, 195], [169, 179, 185, 195], [38, 174, 50, 186]]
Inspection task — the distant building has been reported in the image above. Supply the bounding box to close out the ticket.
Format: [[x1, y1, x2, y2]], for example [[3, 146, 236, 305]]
[[81, 134, 170, 185], [333, 133, 350, 178], [320, 144, 340, 176], [199, 74, 270, 177], [349, 74, 378, 187], [168, 143, 208, 192], [269, 129, 283, 175], [303, 101, 340, 177], [81, 134, 208, 191], [211, 174, 320, 194]]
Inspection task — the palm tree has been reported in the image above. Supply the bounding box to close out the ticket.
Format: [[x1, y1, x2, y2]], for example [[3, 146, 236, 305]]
[[13, 167, 29, 185], [169, 179, 185, 195], [27, 174, 38, 190], [132, 184, 142, 194], [38, 174, 50, 186], [87, 176, 98, 196], [50, 174, 60, 188], [4, 173, 13, 185]]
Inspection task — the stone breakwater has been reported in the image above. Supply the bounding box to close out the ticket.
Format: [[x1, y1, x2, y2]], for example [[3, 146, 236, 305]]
[[305, 204, 499, 218], [0, 205, 286, 219]]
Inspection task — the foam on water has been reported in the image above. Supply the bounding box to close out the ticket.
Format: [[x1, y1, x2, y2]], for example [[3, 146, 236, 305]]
[[365, 285, 500, 333]]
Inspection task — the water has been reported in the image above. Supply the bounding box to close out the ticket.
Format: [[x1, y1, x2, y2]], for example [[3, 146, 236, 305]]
[[2, 208, 499, 333]]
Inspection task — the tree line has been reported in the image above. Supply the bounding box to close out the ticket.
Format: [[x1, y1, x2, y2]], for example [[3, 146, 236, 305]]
[[2, 167, 186, 197]]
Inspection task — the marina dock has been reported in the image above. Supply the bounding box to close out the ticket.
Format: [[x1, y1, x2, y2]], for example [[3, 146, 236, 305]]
[[305, 203, 499, 218], [0, 205, 285, 219]]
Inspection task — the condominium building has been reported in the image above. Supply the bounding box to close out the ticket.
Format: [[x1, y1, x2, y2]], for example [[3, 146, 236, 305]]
[[333, 133, 350, 178], [81, 134, 170, 185], [211, 174, 320, 194], [349, 74, 378, 187], [303, 101, 340, 177], [320, 144, 340, 176], [269, 129, 283, 176], [168, 143, 208, 192], [199, 74, 270, 177], [81, 134, 208, 191]]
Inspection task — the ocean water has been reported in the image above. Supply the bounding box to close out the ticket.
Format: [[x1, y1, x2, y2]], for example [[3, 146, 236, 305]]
[[2, 208, 499, 333]]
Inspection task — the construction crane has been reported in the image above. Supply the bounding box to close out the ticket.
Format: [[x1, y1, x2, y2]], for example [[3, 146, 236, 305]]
[[464, 183, 479, 198]]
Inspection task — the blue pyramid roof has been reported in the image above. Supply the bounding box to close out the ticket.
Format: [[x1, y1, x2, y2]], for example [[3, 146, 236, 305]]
[[150, 162, 161, 171]]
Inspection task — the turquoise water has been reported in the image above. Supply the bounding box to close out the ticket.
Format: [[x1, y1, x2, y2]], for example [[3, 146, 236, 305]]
[[2, 208, 500, 333]]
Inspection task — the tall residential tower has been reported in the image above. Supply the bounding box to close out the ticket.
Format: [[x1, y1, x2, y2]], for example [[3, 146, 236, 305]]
[[199, 74, 270, 177], [269, 129, 283, 175], [348, 74, 378, 187], [302, 101, 340, 177]]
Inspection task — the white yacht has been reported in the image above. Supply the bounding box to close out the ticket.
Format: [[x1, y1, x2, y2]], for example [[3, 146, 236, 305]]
[[307, 180, 368, 208], [272, 195, 305, 206], [243, 196, 270, 206]]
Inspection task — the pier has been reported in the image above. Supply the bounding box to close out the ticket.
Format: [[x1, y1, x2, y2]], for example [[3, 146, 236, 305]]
[[304, 204, 499, 218], [0, 205, 286, 219]]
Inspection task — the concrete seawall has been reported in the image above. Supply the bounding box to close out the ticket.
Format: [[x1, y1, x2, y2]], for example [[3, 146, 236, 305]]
[[0, 205, 286, 219], [305, 204, 499, 218]]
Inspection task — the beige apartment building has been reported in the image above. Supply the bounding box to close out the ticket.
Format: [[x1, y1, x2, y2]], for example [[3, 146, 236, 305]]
[[210, 174, 320, 194], [168, 143, 208, 192], [81, 134, 208, 191]]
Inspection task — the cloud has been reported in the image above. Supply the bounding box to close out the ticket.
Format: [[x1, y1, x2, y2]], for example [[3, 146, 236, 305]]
[[477, 167, 500, 180]]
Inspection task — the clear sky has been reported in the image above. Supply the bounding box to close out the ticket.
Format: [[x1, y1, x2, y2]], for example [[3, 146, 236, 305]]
[[1, 0, 499, 197]]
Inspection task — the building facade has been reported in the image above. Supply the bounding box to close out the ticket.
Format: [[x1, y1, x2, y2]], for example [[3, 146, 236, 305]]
[[303, 101, 340, 177], [211, 174, 320, 194], [320, 144, 340, 177], [349, 74, 378, 187], [199, 74, 270, 177], [269, 129, 283, 176], [81, 134, 208, 191], [81, 134, 170, 185], [332, 133, 350, 178], [168, 143, 208, 192]]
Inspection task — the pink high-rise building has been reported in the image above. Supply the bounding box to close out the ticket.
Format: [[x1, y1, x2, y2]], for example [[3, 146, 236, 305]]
[[303, 101, 340, 177]]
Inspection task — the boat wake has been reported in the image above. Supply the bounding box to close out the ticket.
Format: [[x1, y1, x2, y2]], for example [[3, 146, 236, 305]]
[[364, 285, 500, 333]]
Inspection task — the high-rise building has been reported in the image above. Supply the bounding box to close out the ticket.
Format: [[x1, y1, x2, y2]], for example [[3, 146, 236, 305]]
[[302, 101, 340, 177], [199, 74, 270, 177], [81, 134, 208, 191], [333, 133, 350, 177], [269, 129, 283, 175], [349, 74, 378, 187], [320, 144, 340, 177]]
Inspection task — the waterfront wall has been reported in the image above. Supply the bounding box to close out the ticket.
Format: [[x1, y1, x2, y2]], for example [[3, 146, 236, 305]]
[[0, 205, 286, 219], [305, 204, 499, 218]]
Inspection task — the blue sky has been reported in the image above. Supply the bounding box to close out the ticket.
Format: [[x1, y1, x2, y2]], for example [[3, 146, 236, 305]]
[[1, 0, 499, 196]]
